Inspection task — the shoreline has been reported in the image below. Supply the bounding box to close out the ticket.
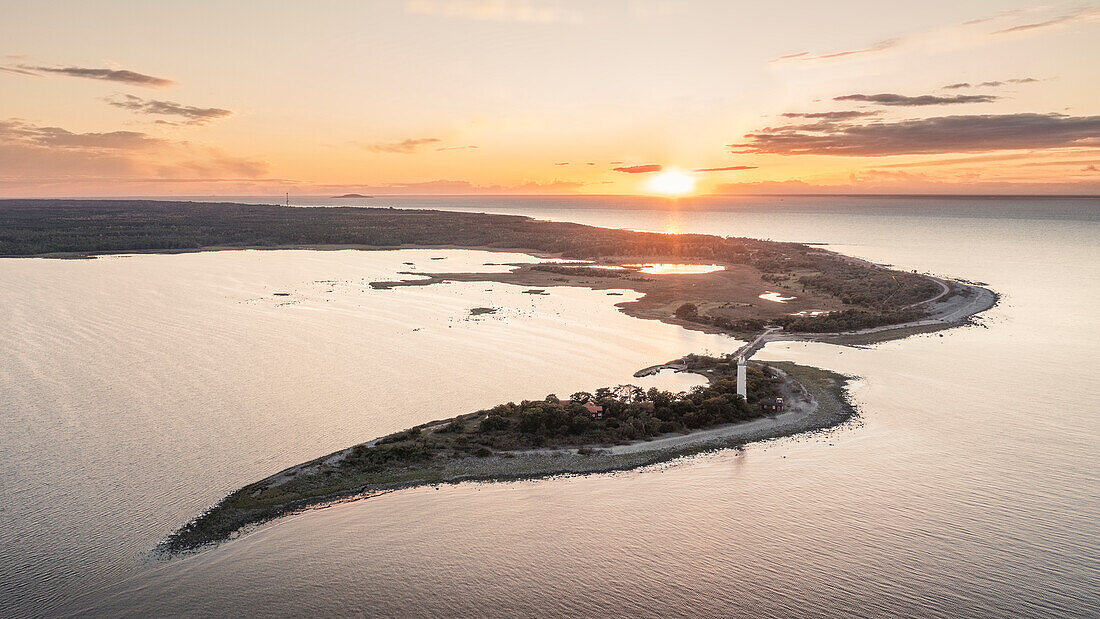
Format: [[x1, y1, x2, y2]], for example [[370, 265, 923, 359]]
[[154, 239, 994, 554], [10, 241, 997, 346], [0, 202, 999, 555], [15, 241, 998, 347], [365, 253, 998, 347], [1, 201, 987, 343], [161, 360, 855, 555]]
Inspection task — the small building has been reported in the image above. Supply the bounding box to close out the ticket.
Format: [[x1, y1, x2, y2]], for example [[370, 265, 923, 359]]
[[582, 400, 604, 418], [759, 397, 785, 413]]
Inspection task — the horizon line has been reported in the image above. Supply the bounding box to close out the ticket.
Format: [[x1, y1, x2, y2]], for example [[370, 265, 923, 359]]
[[1, 193, 1099, 200]]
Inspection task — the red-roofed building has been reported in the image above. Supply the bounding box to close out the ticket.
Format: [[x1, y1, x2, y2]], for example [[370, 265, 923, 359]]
[[582, 400, 603, 418]]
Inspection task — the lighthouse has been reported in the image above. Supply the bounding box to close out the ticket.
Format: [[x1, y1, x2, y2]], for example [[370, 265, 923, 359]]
[[736, 355, 747, 400]]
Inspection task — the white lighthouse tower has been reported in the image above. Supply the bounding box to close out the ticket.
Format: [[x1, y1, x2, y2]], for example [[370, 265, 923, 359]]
[[736, 355, 747, 400]]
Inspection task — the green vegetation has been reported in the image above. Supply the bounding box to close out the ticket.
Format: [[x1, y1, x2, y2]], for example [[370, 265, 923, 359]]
[[456, 363, 779, 450], [680, 306, 927, 334], [163, 360, 783, 553]]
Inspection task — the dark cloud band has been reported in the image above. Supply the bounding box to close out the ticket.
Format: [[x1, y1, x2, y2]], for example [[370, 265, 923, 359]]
[[105, 95, 231, 125], [781, 111, 879, 120], [16, 65, 174, 87], [834, 93, 998, 106], [730, 113, 1100, 156], [943, 78, 1038, 89]]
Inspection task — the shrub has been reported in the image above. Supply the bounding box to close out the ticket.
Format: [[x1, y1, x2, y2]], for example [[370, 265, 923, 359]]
[[479, 414, 510, 433], [674, 302, 699, 319]]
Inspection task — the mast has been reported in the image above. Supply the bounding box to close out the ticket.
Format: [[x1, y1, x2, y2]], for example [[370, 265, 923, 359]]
[[285, 192, 289, 207]]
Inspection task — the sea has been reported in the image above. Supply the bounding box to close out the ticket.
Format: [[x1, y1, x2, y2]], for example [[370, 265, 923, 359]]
[[1, 195, 1097, 617]]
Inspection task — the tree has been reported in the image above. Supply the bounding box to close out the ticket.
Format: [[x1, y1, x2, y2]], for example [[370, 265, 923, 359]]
[[570, 391, 593, 403], [569, 414, 591, 434]]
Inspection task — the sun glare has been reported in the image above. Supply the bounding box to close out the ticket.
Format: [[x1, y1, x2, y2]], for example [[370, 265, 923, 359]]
[[645, 169, 696, 196]]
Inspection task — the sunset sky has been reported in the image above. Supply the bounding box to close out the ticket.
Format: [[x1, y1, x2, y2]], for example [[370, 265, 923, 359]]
[[2, 1, 1098, 196]]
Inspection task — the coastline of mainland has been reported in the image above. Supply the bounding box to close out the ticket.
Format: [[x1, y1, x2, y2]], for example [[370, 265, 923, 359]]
[[0, 199, 998, 553]]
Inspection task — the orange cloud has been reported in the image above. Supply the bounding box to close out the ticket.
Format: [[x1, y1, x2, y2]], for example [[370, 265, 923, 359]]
[[613, 164, 662, 173], [361, 138, 441, 154]]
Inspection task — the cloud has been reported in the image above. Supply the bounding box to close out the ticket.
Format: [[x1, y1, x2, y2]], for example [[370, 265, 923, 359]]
[[0, 118, 268, 191], [435, 145, 479, 151], [1022, 159, 1100, 168], [0, 119, 167, 150], [711, 176, 1100, 196], [772, 39, 898, 63], [874, 152, 1042, 168], [362, 138, 441, 153], [0, 66, 40, 77], [730, 113, 1100, 157], [834, 93, 999, 106], [781, 111, 879, 120], [403, 0, 583, 23], [612, 164, 662, 173], [993, 7, 1100, 34], [943, 78, 1039, 89], [14, 65, 174, 87], [1085, 165, 1098, 172], [104, 94, 232, 125], [773, 6, 1096, 70], [961, 8, 1026, 27], [693, 165, 756, 172]]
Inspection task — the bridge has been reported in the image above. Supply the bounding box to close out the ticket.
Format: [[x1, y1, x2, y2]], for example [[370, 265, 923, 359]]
[[732, 326, 782, 361]]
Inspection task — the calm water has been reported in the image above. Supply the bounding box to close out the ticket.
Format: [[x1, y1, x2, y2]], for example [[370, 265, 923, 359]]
[[2, 196, 1098, 617]]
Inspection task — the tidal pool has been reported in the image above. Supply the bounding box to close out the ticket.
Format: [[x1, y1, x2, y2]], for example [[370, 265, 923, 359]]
[[627, 263, 725, 275]]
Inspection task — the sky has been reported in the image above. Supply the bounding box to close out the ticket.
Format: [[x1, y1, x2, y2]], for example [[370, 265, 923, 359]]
[[1, 0, 1098, 197]]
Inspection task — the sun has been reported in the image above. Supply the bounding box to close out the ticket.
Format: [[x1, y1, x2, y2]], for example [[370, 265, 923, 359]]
[[645, 168, 696, 196]]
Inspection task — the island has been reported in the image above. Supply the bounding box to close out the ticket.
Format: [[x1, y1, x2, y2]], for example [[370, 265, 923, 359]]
[[330, 193, 374, 198], [0, 199, 998, 552]]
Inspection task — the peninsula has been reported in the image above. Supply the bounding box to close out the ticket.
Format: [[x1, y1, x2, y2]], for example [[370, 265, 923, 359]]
[[0, 199, 997, 552], [0, 199, 994, 337], [163, 358, 854, 552]]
